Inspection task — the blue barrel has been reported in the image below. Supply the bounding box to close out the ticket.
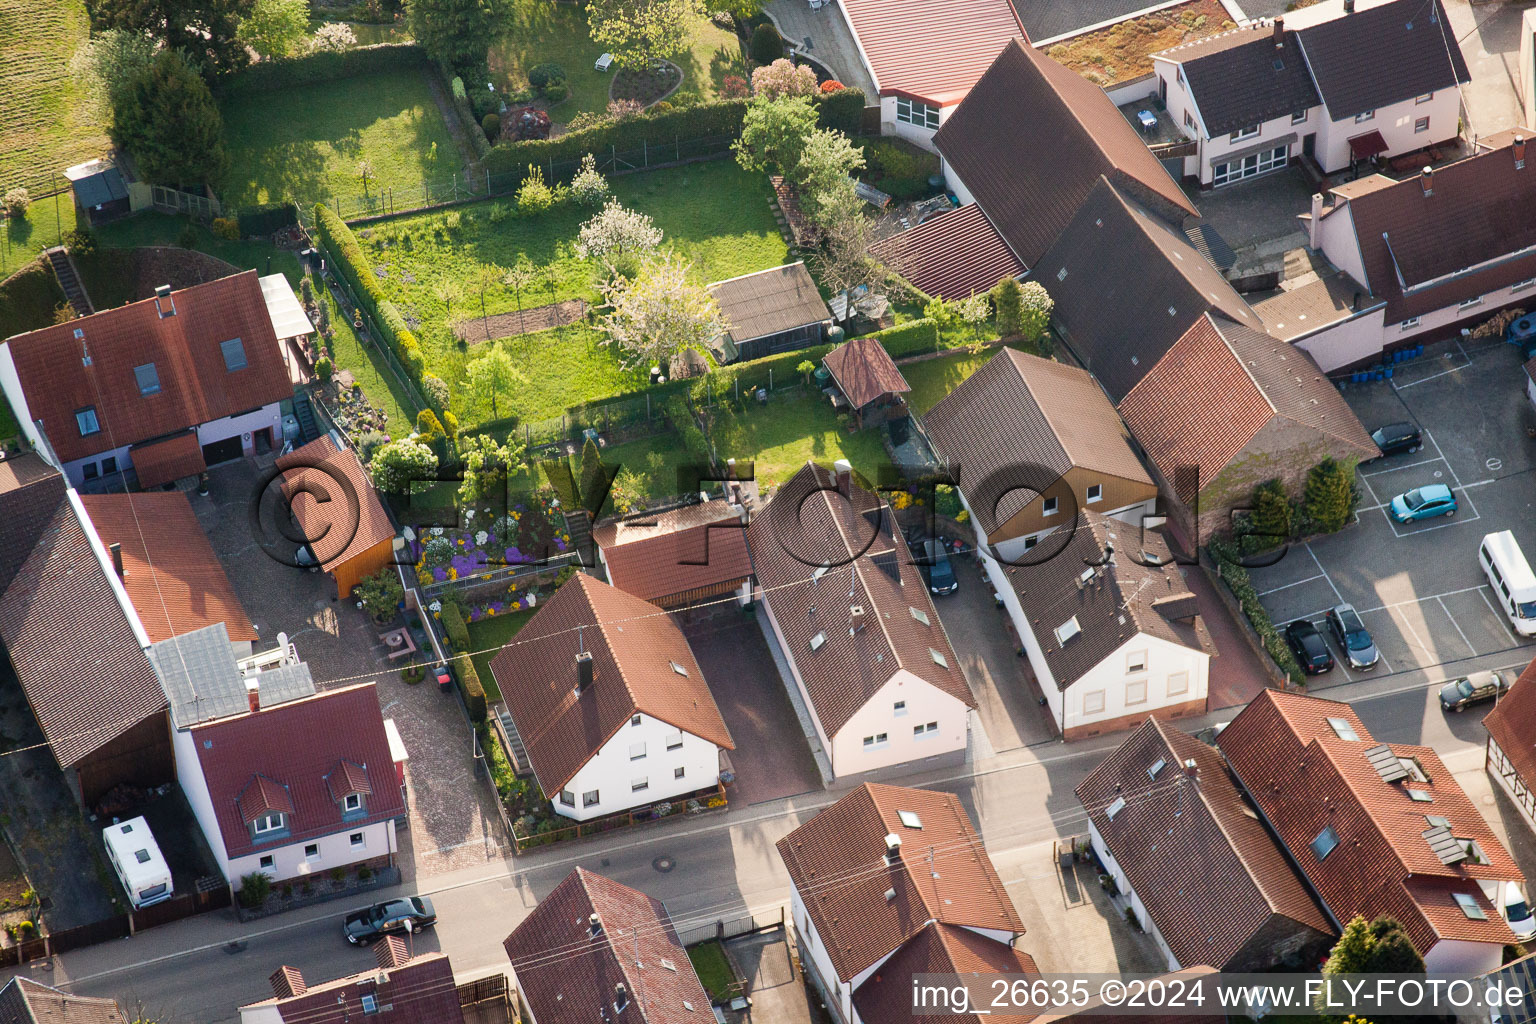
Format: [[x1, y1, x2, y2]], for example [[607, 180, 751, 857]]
[[1384, 366, 1394, 378], [1374, 370, 1385, 381]]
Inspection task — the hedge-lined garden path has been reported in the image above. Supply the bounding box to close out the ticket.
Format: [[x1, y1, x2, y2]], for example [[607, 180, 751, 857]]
[[422, 67, 487, 184], [453, 298, 590, 343]]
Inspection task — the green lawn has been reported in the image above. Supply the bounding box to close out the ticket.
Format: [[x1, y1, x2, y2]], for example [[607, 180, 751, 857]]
[[0, 0, 109, 199], [466, 608, 536, 704], [903, 349, 999, 414], [220, 68, 463, 211], [687, 940, 736, 1002], [705, 389, 888, 490]]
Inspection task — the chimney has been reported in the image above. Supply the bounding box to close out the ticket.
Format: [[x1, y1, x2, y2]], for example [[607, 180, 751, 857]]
[[108, 541, 124, 577], [375, 935, 409, 969], [731, 482, 743, 506], [1343, 0, 1354, 12], [1308, 192, 1324, 249], [1516, 134, 1527, 170], [615, 983, 629, 1009], [849, 604, 866, 634], [1184, 758, 1199, 779], [269, 966, 307, 999], [154, 284, 175, 318], [833, 458, 852, 496], [245, 679, 260, 714], [575, 651, 594, 694], [1273, 16, 1284, 47], [589, 912, 603, 937], [884, 832, 902, 862], [1420, 166, 1434, 196]]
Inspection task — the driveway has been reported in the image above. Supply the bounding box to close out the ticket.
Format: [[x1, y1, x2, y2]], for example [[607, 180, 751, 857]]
[[192, 458, 507, 880], [723, 928, 828, 1024], [1443, 0, 1524, 138], [1186, 163, 1313, 264], [684, 612, 824, 807]]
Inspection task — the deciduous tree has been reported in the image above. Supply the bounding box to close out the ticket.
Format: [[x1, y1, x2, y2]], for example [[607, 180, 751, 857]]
[[958, 291, 991, 353], [794, 126, 863, 228], [462, 346, 525, 422], [598, 253, 727, 371], [751, 58, 816, 100], [237, 0, 309, 58], [308, 22, 357, 52], [991, 276, 1022, 336], [586, 0, 705, 71], [89, 0, 255, 78], [1016, 280, 1053, 345], [575, 198, 663, 279], [110, 49, 230, 188], [68, 29, 158, 122], [370, 438, 439, 494], [733, 95, 817, 180], [809, 204, 905, 325]]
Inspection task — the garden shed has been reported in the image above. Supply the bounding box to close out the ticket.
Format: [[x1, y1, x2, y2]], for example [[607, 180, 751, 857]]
[[822, 335, 910, 428], [706, 262, 832, 364], [276, 434, 397, 599], [63, 157, 134, 226]]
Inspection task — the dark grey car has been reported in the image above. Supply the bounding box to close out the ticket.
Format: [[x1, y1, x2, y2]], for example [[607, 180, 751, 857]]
[[1438, 670, 1509, 712], [1325, 603, 1379, 670]]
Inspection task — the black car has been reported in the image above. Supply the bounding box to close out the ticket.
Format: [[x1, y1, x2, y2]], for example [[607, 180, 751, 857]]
[[1369, 422, 1422, 458], [343, 896, 436, 945], [1438, 670, 1509, 712], [1284, 619, 1334, 675], [921, 540, 958, 596]]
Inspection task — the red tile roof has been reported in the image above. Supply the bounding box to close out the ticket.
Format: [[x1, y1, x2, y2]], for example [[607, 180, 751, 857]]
[[504, 867, 711, 1024], [776, 783, 1023, 983], [1483, 657, 1536, 790], [822, 336, 910, 410], [243, 949, 463, 1024], [1, 270, 290, 463], [327, 758, 372, 800], [839, 0, 1026, 105], [489, 574, 733, 796], [852, 922, 1040, 1024], [191, 682, 404, 859], [596, 502, 753, 606], [870, 205, 1025, 300], [1218, 690, 1519, 954], [276, 435, 397, 571], [0, 978, 127, 1024], [79, 491, 257, 644], [129, 430, 206, 489]]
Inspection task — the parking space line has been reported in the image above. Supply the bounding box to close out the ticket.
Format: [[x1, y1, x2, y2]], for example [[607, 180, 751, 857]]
[[1392, 365, 1468, 390], [1356, 469, 1382, 507], [1358, 583, 1491, 614], [1391, 508, 1481, 536], [1478, 587, 1506, 631], [1423, 429, 1464, 488], [1306, 544, 1346, 606], [1436, 595, 1477, 657], [1258, 573, 1326, 597], [1388, 605, 1431, 656], [1361, 456, 1447, 477]]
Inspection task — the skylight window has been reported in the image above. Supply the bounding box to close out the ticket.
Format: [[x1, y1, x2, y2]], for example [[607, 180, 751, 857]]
[[1398, 757, 1429, 783], [1408, 789, 1433, 803], [929, 647, 949, 668], [1425, 815, 1450, 828], [1326, 717, 1359, 741], [1054, 616, 1081, 645], [669, 660, 688, 677], [909, 606, 930, 626], [1311, 826, 1340, 861], [809, 632, 827, 652], [1454, 892, 1487, 920], [1106, 796, 1126, 820], [1148, 758, 1166, 780], [898, 810, 923, 829], [813, 566, 828, 582]]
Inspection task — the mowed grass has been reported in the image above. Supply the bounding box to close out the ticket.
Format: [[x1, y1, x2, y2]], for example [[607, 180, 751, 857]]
[[706, 390, 888, 490], [0, 0, 108, 197], [466, 608, 536, 704], [220, 68, 462, 210]]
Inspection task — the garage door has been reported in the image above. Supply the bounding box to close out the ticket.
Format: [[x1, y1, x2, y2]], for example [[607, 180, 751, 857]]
[[1213, 145, 1288, 187], [201, 435, 244, 466]]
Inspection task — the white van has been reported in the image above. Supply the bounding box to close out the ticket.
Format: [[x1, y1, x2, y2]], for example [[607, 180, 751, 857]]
[[103, 817, 173, 909], [1479, 531, 1536, 636]]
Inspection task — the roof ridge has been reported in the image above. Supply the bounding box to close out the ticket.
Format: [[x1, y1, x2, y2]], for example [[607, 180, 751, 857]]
[[1007, 354, 1077, 470], [1207, 314, 1278, 418], [1157, 23, 1265, 58], [579, 573, 646, 716]]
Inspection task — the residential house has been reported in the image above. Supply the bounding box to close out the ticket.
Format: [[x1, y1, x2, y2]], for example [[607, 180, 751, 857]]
[[0, 270, 294, 489], [277, 434, 398, 599], [822, 335, 910, 428], [989, 511, 1212, 739], [776, 783, 1037, 1024], [1484, 658, 1536, 838], [0, 977, 128, 1024], [1117, 312, 1378, 545], [240, 936, 464, 1024], [1219, 690, 1522, 973], [706, 262, 831, 364], [503, 867, 711, 1024], [868, 204, 1025, 300], [1297, 131, 1536, 370], [748, 462, 975, 778], [923, 348, 1157, 561], [594, 499, 754, 610], [488, 573, 734, 821], [1153, 0, 1468, 187], [1077, 719, 1334, 971], [176, 681, 404, 891]]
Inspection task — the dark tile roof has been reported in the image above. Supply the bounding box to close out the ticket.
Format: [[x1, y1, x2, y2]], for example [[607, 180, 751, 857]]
[[244, 945, 464, 1024], [1032, 177, 1258, 402], [277, 435, 397, 571], [924, 349, 1151, 534], [1484, 658, 1536, 790], [852, 922, 1040, 1024], [1218, 690, 1520, 955], [0, 498, 167, 767], [1294, 0, 1469, 121], [747, 463, 974, 739], [0, 454, 66, 594], [190, 682, 404, 859], [822, 336, 910, 410], [595, 501, 753, 606], [80, 491, 257, 644], [707, 263, 830, 345], [776, 784, 1024, 983], [838, 0, 1026, 105], [934, 41, 1197, 271], [489, 573, 733, 796], [995, 511, 1212, 690], [0, 270, 291, 463], [504, 867, 711, 1024], [869, 205, 1025, 300], [1077, 719, 1332, 969], [0, 978, 127, 1024], [1157, 26, 1320, 136]]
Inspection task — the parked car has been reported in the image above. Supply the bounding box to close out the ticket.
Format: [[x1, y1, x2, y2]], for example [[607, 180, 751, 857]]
[[1284, 619, 1334, 675], [1389, 483, 1457, 523], [1438, 669, 1509, 712], [343, 896, 437, 945], [1369, 422, 1422, 458], [1504, 881, 1536, 942], [1324, 603, 1379, 669], [920, 539, 958, 596]]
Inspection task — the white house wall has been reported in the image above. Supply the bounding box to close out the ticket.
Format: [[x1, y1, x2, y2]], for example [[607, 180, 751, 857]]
[[225, 819, 395, 888], [792, 886, 857, 1023], [941, 159, 977, 207], [196, 402, 283, 459], [1291, 307, 1388, 372], [0, 343, 40, 460], [981, 547, 1064, 727], [1087, 820, 1181, 971], [1487, 738, 1536, 837], [1313, 202, 1368, 287], [878, 95, 954, 152], [1394, 278, 1536, 340], [1061, 634, 1209, 735], [828, 669, 968, 777], [173, 725, 233, 870], [760, 585, 835, 755], [553, 711, 720, 822], [1313, 91, 1461, 174], [1196, 109, 1312, 187], [237, 1005, 284, 1024]]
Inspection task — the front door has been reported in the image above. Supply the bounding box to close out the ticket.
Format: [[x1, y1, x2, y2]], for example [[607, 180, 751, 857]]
[[1302, 133, 1316, 158], [1159, 77, 1168, 104]]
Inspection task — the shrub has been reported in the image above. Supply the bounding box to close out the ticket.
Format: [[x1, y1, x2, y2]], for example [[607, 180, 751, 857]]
[[439, 599, 470, 650], [752, 58, 817, 99], [357, 864, 373, 880], [517, 164, 556, 214], [858, 138, 937, 201], [570, 153, 609, 206], [65, 228, 97, 258], [313, 205, 427, 389], [469, 86, 503, 121], [1209, 537, 1306, 684], [749, 22, 783, 65], [315, 355, 333, 381], [662, 396, 708, 457], [239, 872, 273, 908], [483, 99, 750, 176], [510, 106, 552, 140], [608, 98, 644, 120], [543, 80, 569, 103], [720, 74, 748, 99], [813, 86, 864, 135], [356, 429, 390, 463], [481, 112, 502, 141], [452, 75, 467, 101], [453, 652, 487, 722], [1302, 457, 1357, 534], [866, 317, 938, 358], [356, 566, 404, 619], [308, 21, 356, 52], [566, 110, 608, 133], [370, 437, 437, 493], [528, 62, 565, 90], [820, 79, 844, 93], [211, 216, 240, 240], [422, 372, 450, 411], [221, 41, 428, 97], [2, 187, 29, 218], [1244, 478, 1294, 551], [650, 100, 672, 113]]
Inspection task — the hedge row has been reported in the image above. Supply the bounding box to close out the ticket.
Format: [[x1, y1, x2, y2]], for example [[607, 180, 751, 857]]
[[237, 203, 298, 238], [439, 599, 470, 650], [1208, 537, 1305, 685], [866, 318, 938, 359], [449, 76, 492, 160], [221, 42, 429, 97], [453, 652, 487, 723]]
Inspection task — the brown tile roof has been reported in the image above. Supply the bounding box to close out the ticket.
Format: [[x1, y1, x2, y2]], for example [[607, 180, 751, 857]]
[[1119, 314, 1378, 505], [822, 336, 910, 410], [1, 270, 291, 463], [869, 204, 1025, 300], [0, 452, 63, 492], [0, 454, 66, 594], [327, 758, 373, 800], [489, 573, 733, 796], [191, 682, 404, 859], [129, 430, 206, 489], [839, 0, 1026, 105], [1293, 0, 1469, 122], [747, 463, 974, 739], [852, 922, 1040, 1024], [277, 435, 396, 572], [504, 867, 710, 1024], [1032, 177, 1258, 402], [995, 511, 1212, 689], [707, 263, 830, 344], [1483, 657, 1536, 789], [79, 491, 257, 644], [0, 499, 167, 767], [776, 783, 1023, 982], [1331, 137, 1536, 322], [1251, 273, 1379, 342], [1076, 719, 1332, 969], [241, 950, 464, 1024], [0, 978, 128, 1024], [924, 349, 1151, 534], [1218, 689, 1520, 954], [934, 41, 1197, 270], [1155, 26, 1320, 136], [596, 502, 753, 606]]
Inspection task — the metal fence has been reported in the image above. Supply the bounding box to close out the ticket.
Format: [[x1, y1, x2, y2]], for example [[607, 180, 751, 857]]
[[675, 906, 787, 948]]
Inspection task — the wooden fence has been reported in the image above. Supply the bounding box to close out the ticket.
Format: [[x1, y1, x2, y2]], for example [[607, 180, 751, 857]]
[[0, 879, 232, 965]]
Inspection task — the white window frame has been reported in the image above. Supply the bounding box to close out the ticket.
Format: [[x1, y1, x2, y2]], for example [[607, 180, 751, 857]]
[[1125, 679, 1148, 706], [1041, 496, 1059, 516], [1400, 317, 1421, 329], [630, 741, 646, 760], [350, 832, 366, 849], [76, 407, 100, 436], [304, 843, 320, 862], [1416, 91, 1434, 104], [674, 766, 685, 779], [1459, 296, 1484, 310], [1167, 671, 1190, 697], [631, 777, 649, 793], [1512, 279, 1536, 292], [1291, 110, 1307, 124], [1126, 650, 1147, 674], [253, 812, 284, 835], [1184, 110, 1194, 129], [895, 95, 940, 131], [559, 790, 575, 806], [583, 790, 600, 807], [665, 732, 683, 751], [1083, 690, 1106, 715], [913, 721, 939, 739], [1212, 145, 1288, 186], [1355, 109, 1375, 122], [259, 854, 275, 870], [1086, 483, 1102, 504], [1414, 116, 1430, 134], [893, 700, 907, 717], [1229, 124, 1260, 142], [343, 792, 362, 812], [862, 732, 889, 750]]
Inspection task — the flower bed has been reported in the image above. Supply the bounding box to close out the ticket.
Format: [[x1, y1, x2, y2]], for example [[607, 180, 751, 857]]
[[411, 492, 573, 588]]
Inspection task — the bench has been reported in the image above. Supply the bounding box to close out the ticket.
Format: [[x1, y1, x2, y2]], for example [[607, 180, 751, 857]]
[[594, 52, 613, 72]]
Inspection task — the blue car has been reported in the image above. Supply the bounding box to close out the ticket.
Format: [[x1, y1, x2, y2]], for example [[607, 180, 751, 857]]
[[1389, 483, 1457, 523]]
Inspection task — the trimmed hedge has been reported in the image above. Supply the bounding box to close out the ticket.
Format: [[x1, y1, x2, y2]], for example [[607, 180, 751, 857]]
[[482, 99, 751, 176], [237, 203, 298, 238], [450, 76, 492, 159], [1208, 537, 1305, 685], [439, 599, 470, 650], [865, 317, 938, 358], [221, 43, 429, 97], [814, 87, 865, 136], [453, 652, 488, 722]]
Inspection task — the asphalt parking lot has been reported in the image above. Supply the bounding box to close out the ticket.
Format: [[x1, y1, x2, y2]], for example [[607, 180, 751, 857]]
[[1249, 336, 1536, 687]]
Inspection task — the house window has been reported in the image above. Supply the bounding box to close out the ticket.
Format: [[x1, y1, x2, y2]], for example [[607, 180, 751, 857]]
[[1459, 838, 1489, 864], [134, 363, 161, 395], [82, 462, 99, 480], [1126, 650, 1146, 674], [631, 714, 642, 726], [1417, 91, 1434, 104], [1042, 496, 1059, 516], [913, 721, 939, 738], [1183, 110, 1194, 129], [1054, 616, 1080, 645], [350, 832, 365, 849], [630, 742, 646, 760], [1459, 296, 1484, 310], [343, 793, 362, 812], [583, 790, 600, 807], [1212, 145, 1287, 186], [1400, 317, 1421, 330], [1086, 484, 1102, 504], [895, 95, 940, 131], [1312, 825, 1340, 860], [1398, 757, 1429, 783], [1167, 671, 1189, 697], [1126, 680, 1148, 706], [252, 812, 284, 834], [1455, 892, 1487, 920], [1176, 66, 1183, 87], [1083, 690, 1105, 715], [1229, 124, 1260, 142], [1291, 110, 1307, 124], [304, 843, 320, 861], [101, 456, 117, 475], [559, 790, 575, 806], [221, 337, 247, 371], [863, 733, 889, 749], [893, 700, 907, 717], [1355, 109, 1375, 122], [1512, 279, 1536, 292], [259, 855, 275, 870], [632, 777, 648, 792], [674, 766, 685, 779], [665, 732, 683, 751], [76, 407, 100, 436], [1415, 116, 1430, 133]]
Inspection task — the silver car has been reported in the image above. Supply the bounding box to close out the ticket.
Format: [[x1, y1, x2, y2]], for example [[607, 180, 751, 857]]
[[1325, 603, 1379, 669]]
